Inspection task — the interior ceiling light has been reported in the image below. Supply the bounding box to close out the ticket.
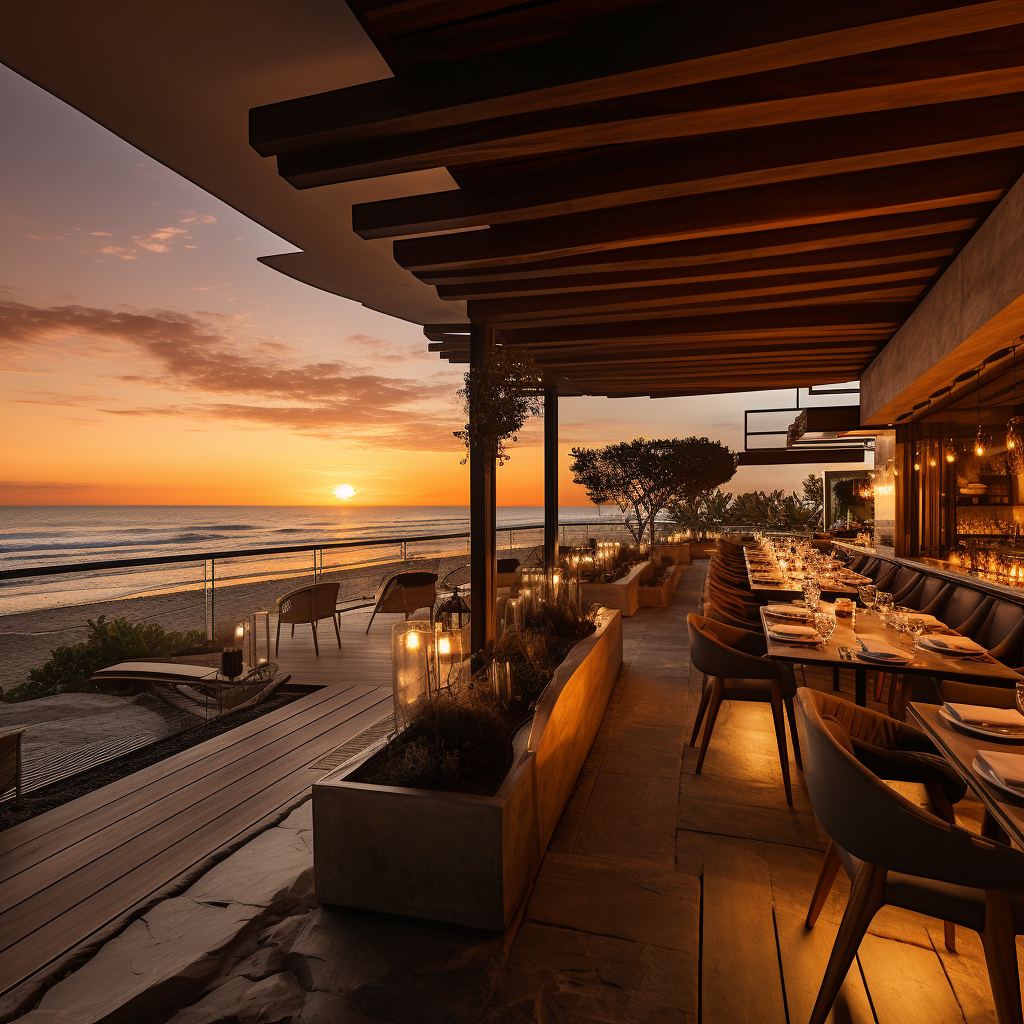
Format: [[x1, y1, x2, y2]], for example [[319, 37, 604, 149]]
[[974, 368, 991, 457], [1008, 339, 1024, 473], [944, 386, 957, 463]]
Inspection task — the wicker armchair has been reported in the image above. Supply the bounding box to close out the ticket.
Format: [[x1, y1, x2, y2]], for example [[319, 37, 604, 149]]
[[275, 581, 341, 656]]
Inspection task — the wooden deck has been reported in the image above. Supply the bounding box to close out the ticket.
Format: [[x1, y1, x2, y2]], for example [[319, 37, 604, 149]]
[[0, 605, 400, 999]]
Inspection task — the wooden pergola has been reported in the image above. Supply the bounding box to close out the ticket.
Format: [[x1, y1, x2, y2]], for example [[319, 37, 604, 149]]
[[250, 0, 1024, 645]]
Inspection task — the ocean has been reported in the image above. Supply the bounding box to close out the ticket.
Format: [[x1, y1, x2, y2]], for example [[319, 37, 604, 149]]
[[0, 506, 625, 615]]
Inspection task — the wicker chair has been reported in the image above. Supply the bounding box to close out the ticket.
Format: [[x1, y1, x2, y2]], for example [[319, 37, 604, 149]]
[[1, 730, 24, 804], [365, 571, 438, 634], [275, 581, 341, 656]]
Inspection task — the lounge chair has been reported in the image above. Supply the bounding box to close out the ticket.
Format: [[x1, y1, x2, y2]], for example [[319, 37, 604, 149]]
[[365, 571, 438, 634], [276, 580, 341, 655], [0, 729, 24, 804]]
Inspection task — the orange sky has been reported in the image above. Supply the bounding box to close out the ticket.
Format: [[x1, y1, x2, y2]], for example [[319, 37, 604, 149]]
[[0, 64, 863, 508]]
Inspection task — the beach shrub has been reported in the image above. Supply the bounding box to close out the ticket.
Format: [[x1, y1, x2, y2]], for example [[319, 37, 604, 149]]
[[1, 615, 206, 703]]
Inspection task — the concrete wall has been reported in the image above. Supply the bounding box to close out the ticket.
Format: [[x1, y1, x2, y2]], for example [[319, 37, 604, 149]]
[[861, 173, 1024, 425]]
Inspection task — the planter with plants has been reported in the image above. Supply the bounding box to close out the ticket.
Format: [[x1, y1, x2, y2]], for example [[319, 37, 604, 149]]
[[565, 543, 650, 618], [637, 558, 686, 607], [312, 591, 623, 931], [652, 540, 691, 565]]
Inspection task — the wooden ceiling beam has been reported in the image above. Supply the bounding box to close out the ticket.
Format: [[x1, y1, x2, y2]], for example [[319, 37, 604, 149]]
[[393, 153, 1018, 270], [352, 93, 1024, 238], [414, 206, 984, 284], [252, 1, 1012, 154], [465, 265, 937, 323]]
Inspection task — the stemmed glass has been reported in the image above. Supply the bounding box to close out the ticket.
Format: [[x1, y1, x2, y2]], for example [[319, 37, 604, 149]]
[[813, 611, 837, 648], [875, 592, 894, 624], [858, 584, 877, 612], [802, 579, 821, 614], [904, 615, 926, 651]]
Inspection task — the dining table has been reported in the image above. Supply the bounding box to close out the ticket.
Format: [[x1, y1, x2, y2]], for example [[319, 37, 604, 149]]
[[760, 600, 1023, 706], [908, 701, 1024, 849], [743, 547, 863, 599]]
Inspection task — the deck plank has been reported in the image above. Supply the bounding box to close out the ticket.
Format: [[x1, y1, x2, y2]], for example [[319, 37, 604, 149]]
[[0, 604, 399, 998]]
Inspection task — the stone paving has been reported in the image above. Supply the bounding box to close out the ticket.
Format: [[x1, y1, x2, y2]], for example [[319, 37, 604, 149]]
[[6, 562, 1010, 1023]]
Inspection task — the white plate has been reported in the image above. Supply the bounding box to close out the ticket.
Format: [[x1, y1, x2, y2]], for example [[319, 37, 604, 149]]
[[941, 707, 1024, 742], [764, 606, 810, 620], [973, 756, 1024, 795], [919, 637, 987, 658]]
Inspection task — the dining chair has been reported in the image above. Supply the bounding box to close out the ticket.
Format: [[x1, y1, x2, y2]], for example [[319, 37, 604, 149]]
[[796, 687, 1024, 1024], [930, 587, 993, 632], [365, 571, 439, 634], [874, 563, 901, 592], [958, 600, 1024, 665], [0, 730, 24, 805], [888, 568, 924, 604], [901, 576, 954, 613], [275, 580, 341, 656], [687, 614, 802, 806], [801, 691, 967, 951]]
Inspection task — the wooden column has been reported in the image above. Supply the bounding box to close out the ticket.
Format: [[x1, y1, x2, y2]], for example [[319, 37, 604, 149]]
[[470, 324, 497, 654], [544, 386, 559, 569]]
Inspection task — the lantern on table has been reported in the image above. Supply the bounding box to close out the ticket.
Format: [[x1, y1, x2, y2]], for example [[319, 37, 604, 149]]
[[391, 622, 434, 733]]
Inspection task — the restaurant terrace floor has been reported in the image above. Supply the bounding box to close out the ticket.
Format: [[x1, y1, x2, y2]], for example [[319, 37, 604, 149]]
[[0, 561, 1012, 1024]]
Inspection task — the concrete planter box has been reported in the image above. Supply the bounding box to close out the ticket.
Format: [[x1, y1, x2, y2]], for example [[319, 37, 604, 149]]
[[688, 540, 718, 558], [312, 609, 623, 932], [579, 560, 649, 617], [652, 541, 691, 565], [638, 562, 685, 607]]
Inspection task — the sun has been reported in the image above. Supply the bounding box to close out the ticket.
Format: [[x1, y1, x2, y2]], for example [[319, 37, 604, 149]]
[[333, 484, 356, 500]]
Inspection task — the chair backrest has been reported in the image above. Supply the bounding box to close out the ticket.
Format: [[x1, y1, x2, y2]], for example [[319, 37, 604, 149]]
[[875, 563, 900, 591], [909, 577, 954, 613], [846, 553, 868, 573], [938, 587, 992, 631], [796, 688, 1024, 892], [379, 572, 438, 614], [687, 613, 774, 680], [859, 557, 880, 579], [970, 600, 1024, 660], [890, 568, 922, 601], [277, 581, 340, 624]]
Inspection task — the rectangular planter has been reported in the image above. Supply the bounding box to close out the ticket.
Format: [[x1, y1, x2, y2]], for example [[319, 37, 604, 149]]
[[312, 609, 623, 931], [579, 560, 649, 617], [652, 542, 691, 565], [638, 562, 686, 607]]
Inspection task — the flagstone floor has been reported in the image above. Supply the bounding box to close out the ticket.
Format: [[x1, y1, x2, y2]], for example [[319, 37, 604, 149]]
[[4, 563, 1014, 1024]]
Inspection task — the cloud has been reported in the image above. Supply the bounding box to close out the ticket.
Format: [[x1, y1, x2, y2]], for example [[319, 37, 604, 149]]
[[179, 212, 217, 225], [0, 299, 461, 450], [91, 231, 112, 237], [132, 226, 188, 253], [97, 244, 139, 260]]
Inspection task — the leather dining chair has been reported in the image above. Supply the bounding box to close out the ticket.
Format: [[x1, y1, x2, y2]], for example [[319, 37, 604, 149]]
[[901, 576, 955, 614], [875, 562, 901, 592], [888, 567, 924, 604], [802, 691, 967, 952], [796, 687, 1024, 1024], [687, 614, 802, 806], [958, 600, 1024, 664], [928, 586, 993, 632]]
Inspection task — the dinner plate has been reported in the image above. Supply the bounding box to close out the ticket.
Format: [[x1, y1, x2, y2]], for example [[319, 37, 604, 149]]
[[919, 636, 987, 657], [941, 706, 1024, 741], [973, 756, 1024, 796], [764, 605, 810, 620], [854, 649, 912, 665]]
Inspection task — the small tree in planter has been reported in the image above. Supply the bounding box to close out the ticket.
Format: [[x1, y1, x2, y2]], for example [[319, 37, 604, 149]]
[[453, 346, 543, 465], [569, 436, 736, 545], [671, 489, 732, 541]]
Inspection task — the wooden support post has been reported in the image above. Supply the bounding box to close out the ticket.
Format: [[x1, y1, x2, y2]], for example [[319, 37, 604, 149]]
[[544, 386, 559, 570], [470, 324, 497, 655]]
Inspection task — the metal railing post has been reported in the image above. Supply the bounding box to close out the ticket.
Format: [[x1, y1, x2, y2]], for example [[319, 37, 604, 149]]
[[401, 539, 408, 561]]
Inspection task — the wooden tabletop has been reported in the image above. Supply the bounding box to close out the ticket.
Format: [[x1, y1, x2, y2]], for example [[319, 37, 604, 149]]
[[908, 702, 1024, 850], [744, 550, 860, 596]]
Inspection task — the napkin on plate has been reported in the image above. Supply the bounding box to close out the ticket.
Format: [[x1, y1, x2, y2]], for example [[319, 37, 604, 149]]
[[977, 749, 1024, 789], [944, 703, 1024, 727], [855, 636, 912, 662], [764, 604, 810, 618], [768, 623, 819, 639], [921, 635, 987, 656]]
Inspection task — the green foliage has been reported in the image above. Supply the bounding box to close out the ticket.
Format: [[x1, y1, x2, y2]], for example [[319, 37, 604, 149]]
[[454, 346, 543, 465], [1, 615, 206, 703], [671, 489, 733, 540], [726, 488, 823, 532], [569, 437, 737, 544]]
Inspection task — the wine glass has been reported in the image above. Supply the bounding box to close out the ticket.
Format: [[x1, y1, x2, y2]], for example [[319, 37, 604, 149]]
[[813, 611, 836, 647], [905, 615, 926, 651], [858, 584, 877, 611], [876, 592, 894, 623], [802, 580, 821, 613]]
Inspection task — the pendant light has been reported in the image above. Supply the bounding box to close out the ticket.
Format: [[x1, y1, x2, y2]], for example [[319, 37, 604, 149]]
[[974, 369, 991, 457], [1008, 340, 1024, 473], [944, 387, 957, 464]]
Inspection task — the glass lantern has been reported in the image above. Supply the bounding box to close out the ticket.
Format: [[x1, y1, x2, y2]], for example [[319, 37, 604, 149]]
[[434, 585, 471, 631], [485, 659, 512, 707], [434, 623, 465, 693], [391, 621, 434, 734]]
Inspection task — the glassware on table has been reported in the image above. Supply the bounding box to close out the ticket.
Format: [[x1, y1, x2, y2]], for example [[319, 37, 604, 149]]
[[858, 584, 877, 611], [875, 592, 894, 620], [1017, 678, 1024, 717], [813, 611, 837, 646], [905, 615, 926, 651]]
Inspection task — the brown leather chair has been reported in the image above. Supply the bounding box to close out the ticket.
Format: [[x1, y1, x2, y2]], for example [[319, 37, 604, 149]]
[[275, 580, 341, 656], [365, 571, 438, 634], [901, 575, 954, 613], [687, 613, 801, 806], [796, 687, 1024, 1024], [929, 586, 992, 632], [1, 730, 24, 804]]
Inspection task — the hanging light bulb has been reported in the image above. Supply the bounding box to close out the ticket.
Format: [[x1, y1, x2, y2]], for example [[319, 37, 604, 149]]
[[1008, 340, 1024, 473], [974, 369, 991, 457]]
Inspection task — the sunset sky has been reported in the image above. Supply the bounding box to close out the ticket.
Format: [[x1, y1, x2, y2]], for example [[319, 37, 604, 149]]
[[0, 63, 860, 508]]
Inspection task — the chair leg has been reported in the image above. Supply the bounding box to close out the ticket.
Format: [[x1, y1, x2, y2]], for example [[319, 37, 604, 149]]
[[770, 683, 793, 807], [926, 781, 958, 952], [980, 890, 1024, 1024], [275, 620, 281, 655], [333, 613, 342, 648], [873, 671, 885, 702], [311, 620, 319, 656], [690, 677, 713, 748], [784, 694, 802, 770], [806, 841, 841, 928], [694, 677, 723, 775], [809, 861, 887, 1024]]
